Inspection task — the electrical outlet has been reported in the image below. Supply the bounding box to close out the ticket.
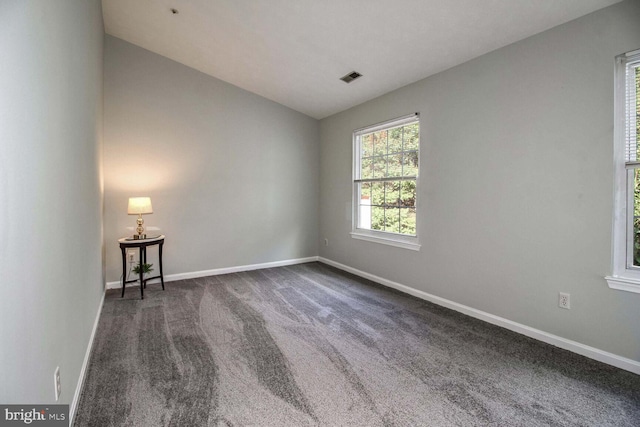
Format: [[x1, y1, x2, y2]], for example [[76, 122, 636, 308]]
[[558, 292, 570, 309], [128, 251, 135, 262], [54, 366, 61, 401], [324, 238, 329, 246]]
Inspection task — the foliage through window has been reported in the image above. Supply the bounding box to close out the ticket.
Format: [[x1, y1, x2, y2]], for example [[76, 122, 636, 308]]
[[353, 114, 419, 240]]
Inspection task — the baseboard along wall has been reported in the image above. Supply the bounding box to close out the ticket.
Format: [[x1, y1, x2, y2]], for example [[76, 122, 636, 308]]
[[105, 256, 320, 289], [318, 257, 640, 376], [70, 290, 105, 426], [103, 255, 640, 376]]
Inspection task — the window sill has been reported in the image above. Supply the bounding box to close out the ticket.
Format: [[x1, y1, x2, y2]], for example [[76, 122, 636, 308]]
[[605, 275, 640, 294], [350, 231, 421, 251]]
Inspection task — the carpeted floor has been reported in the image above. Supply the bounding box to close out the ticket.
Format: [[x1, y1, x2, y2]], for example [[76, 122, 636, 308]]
[[74, 262, 640, 426]]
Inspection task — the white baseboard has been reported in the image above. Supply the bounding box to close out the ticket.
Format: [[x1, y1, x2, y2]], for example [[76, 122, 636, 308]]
[[318, 257, 640, 375], [105, 256, 320, 289], [69, 289, 106, 425]]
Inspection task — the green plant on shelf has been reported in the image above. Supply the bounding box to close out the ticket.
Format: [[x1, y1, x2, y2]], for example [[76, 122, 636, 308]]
[[133, 263, 154, 275]]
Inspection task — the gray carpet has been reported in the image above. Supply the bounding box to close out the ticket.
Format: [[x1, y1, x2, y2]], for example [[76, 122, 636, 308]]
[[74, 262, 640, 426]]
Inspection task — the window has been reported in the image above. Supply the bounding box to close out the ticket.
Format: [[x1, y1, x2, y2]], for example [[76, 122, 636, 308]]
[[606, 49, 640, 293], [351, 113, 421, 250]]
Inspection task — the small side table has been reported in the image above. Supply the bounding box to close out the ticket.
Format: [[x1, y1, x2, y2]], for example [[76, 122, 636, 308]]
[[118, 235, 165, 299]]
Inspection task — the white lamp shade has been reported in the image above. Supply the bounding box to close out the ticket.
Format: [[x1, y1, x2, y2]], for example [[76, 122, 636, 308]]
[[128, 197, 153, 215]]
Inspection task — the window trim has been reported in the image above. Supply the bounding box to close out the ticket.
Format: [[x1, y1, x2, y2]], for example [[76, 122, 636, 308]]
[[351, 113, 421, 251], [606, 49, 640, 293], [349, 230, 421, 251]]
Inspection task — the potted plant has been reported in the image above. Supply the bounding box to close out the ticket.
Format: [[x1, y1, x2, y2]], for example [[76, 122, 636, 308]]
[[133, 263, 154, 275]]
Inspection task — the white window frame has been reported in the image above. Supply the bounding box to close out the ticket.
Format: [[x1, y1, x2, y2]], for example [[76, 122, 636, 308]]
[[350, 113, 421, 251], [606, 49, 640, 293]]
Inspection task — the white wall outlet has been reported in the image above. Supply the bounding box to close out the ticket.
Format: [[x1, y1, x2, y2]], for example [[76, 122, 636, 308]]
[[324, 238, 329, 246], [54, 366, 61, 401], [128, 251, 135, 262], [558, 292, 570, 309]]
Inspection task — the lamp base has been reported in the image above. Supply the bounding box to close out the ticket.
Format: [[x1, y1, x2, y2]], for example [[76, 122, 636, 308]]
[[132, 234, 147, 240]]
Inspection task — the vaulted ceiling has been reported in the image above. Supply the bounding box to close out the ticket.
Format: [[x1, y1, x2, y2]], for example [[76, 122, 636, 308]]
[[102, 0, 622, 119]]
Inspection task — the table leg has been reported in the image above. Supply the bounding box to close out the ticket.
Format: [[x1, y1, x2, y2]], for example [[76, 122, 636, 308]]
[[121, 246, 126, 298], [139, 247, 144, 299], [159, 241, 165, 291], [143, 247, 147, 289]]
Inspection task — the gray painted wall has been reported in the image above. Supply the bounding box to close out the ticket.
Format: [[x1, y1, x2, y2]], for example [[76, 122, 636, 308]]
[[319, 1, 640, 361], [0, 0, 104, 404], [103, 36, 319, 283]]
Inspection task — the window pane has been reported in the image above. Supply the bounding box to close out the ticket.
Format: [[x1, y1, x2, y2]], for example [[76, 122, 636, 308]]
[[634, 168, 640, 266], [371, 206, 385, 231], [403, 123, 419, 151], [373, 131, 387, 156], [387, 154, 403, 178], [373, 156, 386, 178], [360, 156, 373, 179], [388, 127, 402, 153], [359, 181, 371, 201], [400, 208, 417, 235], [636, 67, 639, 160], [358, 182, 372, 230], [371, 181, 384, 206], [634, 67, 640, 266], [400, 180, 416, 207], [403, 151, 419, 177], [384, 207, 400, 233], [384, 181, 400, 207], [361, 134, 373, 157]]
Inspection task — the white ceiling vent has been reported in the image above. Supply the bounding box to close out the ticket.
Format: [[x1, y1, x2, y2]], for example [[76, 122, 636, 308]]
[[340, 71, 362, 83]]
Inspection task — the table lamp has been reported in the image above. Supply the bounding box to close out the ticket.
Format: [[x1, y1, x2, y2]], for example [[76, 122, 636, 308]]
[[128, 197, 153, 239]]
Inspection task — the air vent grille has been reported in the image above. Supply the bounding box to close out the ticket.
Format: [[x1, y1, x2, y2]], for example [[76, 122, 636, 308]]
[[340, 71, 362, 83]]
